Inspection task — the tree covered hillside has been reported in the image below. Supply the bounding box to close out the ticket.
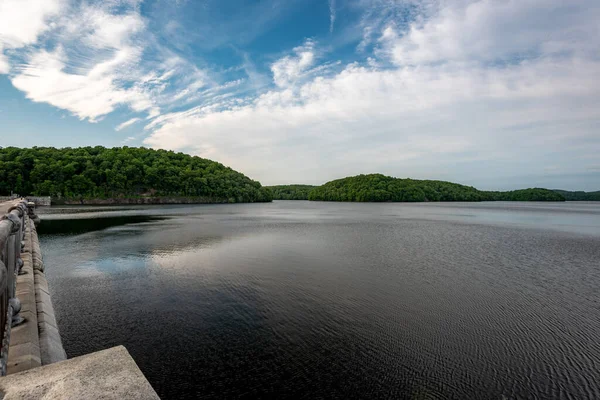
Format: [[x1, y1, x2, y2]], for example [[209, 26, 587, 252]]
[[0, 147, 272, 203], [485, 188, 565, 201], [553, 190, 600, 201], [266, 185, 317, 200], [308, 174, 486, 202], [307, 174, 564, 202]]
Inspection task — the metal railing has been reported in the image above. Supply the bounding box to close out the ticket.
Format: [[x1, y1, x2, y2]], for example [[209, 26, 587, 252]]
[[0, 200, 27, 376]]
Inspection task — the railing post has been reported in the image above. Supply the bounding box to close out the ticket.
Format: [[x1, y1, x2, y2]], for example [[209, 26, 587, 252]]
[[27, 202, 40, 227], [6, 205, 25, 327]]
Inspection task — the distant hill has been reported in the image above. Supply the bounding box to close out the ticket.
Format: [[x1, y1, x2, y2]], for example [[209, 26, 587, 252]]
[[0, 147, 272, 203], [306, 174, 565, 202], [483, 188, 566, 202], [265, 185, 317, 200], [553, 190, 600, 201]]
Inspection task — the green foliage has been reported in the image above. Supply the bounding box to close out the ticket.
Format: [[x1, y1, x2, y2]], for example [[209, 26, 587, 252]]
[[265, 185, 317, 200], [552, 190, 600, 201], [484, 188, 565, 201], [0, 146, 272, 203], [308, 174, 565, 202]]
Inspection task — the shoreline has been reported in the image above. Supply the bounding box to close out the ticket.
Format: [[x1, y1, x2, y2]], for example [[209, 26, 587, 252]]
[[52, 197, 272, 205]]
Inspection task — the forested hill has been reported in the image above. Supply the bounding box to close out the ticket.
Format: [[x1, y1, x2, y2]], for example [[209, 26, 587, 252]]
[[307, 174, 565, 202], [484, 188, 566, 201], [0, 147, 272, 203], [553, 190, 600, 201], [265, 185, 317, 200]]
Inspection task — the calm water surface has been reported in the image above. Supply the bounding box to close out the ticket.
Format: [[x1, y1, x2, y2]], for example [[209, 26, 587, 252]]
[[37, 201, 600, 399]]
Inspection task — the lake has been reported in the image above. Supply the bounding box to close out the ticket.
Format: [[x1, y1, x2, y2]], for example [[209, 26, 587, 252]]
[[37, 201, 600, 399]]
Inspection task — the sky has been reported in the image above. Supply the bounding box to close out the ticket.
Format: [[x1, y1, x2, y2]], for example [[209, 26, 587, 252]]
[[0, 0, 599, 190]]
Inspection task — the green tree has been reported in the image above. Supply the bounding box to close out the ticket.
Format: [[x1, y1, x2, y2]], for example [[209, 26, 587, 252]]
[[0, 146, 272, 203], [265, 185, 317, 200], [308, 174, 565, 202]]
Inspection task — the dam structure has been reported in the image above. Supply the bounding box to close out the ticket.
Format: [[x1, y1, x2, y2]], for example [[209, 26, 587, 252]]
[[0, 199, 159, 399]]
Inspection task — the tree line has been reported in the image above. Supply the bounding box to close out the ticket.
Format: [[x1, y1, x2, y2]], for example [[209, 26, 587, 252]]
[[552, 190, 600, 201], [2, 148, 588, 204], [301, 174, 566, 202], [265, 185, 317, 200], [0, 147, 272, 203]]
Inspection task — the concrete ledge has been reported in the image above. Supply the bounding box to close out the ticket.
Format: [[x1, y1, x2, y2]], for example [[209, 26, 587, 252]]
[[38, 338, 66, 366], [34, 291, 53, 310], [7, 218, 41, 375], [8, 311, 38, 348], [33, 281, 49, 296], [35, 313, 57, 330], [0, 346, 160, 399], [31, 303, 54, 321], [30, 222, 43, 272], [5, 342, 41, 375], [8, 215, 67, 374], [37, 325, 66, 365], [4, 356, 41, 376], [30, 219, 66, 366]]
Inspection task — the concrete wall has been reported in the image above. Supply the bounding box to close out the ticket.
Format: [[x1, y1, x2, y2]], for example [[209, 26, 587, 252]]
[[27, 197, 51, 206]]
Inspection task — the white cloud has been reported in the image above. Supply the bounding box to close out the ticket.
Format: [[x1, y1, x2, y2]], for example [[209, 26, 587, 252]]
[[115, 117, 142, 131], [0, 52, 8, 75], [144, 0, 600, 188], [0, 0, 63, 47], [356, 0, 439, 52], [11, 44, 155, 121], [0, 0, 63, 74], [380, 0, 600, 66], [145, 57, 600, 182], [52, 0, 145, 50], [271, 40, 316, 87], [6, 1, 158, 121]]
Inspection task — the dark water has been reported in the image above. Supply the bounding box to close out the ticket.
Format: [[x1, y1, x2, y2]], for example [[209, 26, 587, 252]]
[[37, 201, 600, 399]]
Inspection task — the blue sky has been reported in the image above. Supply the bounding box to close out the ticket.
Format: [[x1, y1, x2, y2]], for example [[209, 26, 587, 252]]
[[0, 0, 599, 190]]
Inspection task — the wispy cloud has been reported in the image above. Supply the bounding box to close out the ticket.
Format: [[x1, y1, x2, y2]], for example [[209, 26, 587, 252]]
[[329, 0, 336, 33], [115, 117, 141, 131], [150, 0, 305, 51], [355, 0, 440, 52], [1, 0, 212, 122], [271, 39, 316, 88], [5, 1, 156, 121]]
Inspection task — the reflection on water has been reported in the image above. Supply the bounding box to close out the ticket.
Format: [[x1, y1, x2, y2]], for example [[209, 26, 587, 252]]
[[37, 215, 166, 235], [38, 201, 600, 399]]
